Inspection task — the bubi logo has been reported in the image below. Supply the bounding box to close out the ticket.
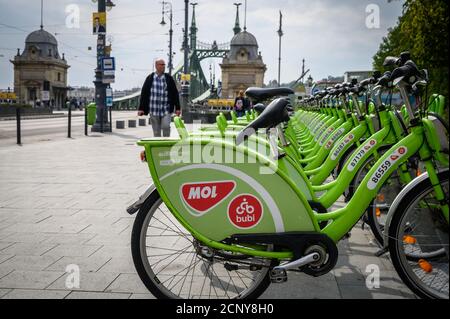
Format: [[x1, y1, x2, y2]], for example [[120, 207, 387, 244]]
[[367, 146, 408, 190], [390, 147, 406, 161], [365, 139, 376, 150], [181, 181, 235, 215], [228, 194, 263, 229]]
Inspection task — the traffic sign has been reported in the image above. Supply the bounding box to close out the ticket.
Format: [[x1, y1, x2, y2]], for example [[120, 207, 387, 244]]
[[106, 96, 113, 107], [102, 77, 115, 84], [102, 57, 115, 71], [41, 91, 50, 101]]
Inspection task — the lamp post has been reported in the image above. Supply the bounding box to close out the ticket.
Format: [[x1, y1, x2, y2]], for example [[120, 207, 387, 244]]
[[277, 11, 283, 88], [160, 1, 173, 75], [92, 0, 114, 133], [180, 0, 190, 114]]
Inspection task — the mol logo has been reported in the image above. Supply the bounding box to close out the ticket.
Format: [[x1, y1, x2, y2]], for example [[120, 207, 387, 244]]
[[181, 181, 236, 215]]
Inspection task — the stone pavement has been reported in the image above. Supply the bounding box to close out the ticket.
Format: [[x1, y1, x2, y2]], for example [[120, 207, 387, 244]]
[[0, 123, 416, 299]]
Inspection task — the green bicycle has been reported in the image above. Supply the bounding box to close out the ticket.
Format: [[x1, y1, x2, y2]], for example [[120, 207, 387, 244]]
[[128, 58, 448, 299]]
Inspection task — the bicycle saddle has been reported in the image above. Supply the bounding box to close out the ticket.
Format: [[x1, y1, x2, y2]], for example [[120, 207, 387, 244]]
[[359, 78, 372, 88], [375, 71, 393, 88], [245, 87, 294, 101], [383, 51, 411, 67], [349, 84, 365, 95], [391, 60, 424, 85], [253, 103, 266, 114], [235, 98, 290, 145]]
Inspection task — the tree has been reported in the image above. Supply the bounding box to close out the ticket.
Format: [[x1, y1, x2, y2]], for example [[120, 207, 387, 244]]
[[373, 0, 449, 114]]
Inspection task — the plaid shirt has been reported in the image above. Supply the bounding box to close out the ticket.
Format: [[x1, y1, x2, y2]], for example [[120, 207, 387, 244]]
[[149, 73, 169, 117]]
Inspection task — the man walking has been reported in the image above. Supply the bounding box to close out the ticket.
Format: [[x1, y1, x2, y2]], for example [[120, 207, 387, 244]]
[[138, 58, 181, 137]]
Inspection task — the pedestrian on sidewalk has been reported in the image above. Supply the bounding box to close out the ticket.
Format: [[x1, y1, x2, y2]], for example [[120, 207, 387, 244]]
[[138, 58, 181, 137], [234, 90, 250, 118]]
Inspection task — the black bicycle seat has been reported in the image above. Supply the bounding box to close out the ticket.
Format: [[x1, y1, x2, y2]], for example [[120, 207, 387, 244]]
[[253, 103, 266, 114], [245, 87, 294, 101], [236, 98, 290, 145]]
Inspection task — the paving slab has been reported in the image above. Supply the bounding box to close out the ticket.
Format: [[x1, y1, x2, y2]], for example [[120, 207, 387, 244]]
[[0, 123, 417, 299]]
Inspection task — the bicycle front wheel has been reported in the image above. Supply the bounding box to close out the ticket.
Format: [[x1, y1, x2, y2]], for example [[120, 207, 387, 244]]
[[131, 189, 274, 299], [388, 171, 449, 299]]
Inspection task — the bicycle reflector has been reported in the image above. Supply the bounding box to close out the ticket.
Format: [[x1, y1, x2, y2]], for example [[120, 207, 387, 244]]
[[418, 259, 433, 273], [140, 151, 147, 162], [376, 208, 381, 217], [403, 235, 417, 245]]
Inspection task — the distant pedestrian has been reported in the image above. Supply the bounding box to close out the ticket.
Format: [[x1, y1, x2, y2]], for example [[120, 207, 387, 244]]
[[234, 90, 249, 117], [138, 58, 181, 137]]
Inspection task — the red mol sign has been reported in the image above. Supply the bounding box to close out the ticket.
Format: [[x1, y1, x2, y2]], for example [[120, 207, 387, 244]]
[[181, 181, 235, 214], [228, 194, 263, 229]]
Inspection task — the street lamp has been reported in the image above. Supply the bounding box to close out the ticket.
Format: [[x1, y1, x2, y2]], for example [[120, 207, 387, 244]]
[[106, 0, 115, 11], [160, 1, 173, 75], [92, 0, 115, 133], [277, 11, 283, 88], [307, 75, 313, 87]]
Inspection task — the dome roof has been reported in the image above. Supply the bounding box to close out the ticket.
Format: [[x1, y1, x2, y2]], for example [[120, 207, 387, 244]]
[[230, 31, 258, 47], [20, 28, 63, 60], [227, 30, 261, 62], [25, 29, 58, 46]]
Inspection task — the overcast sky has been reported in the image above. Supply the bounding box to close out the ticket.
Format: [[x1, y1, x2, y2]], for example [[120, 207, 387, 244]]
[[0, 0, 405, 91]]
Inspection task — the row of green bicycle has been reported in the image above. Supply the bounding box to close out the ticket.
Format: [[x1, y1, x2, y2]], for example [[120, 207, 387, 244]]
[[127, 53, 449, 299]]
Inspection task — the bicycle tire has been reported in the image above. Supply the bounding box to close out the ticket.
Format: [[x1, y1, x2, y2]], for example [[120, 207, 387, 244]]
[[388, 170, 449, 299], [131, 189, 274, 299]]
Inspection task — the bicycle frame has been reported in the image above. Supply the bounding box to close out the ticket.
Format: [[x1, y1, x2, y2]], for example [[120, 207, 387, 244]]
[[138, 114, 447, 262]]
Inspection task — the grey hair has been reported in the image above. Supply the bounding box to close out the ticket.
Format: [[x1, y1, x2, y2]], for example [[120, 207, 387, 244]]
[[155, 58, 166, 65]]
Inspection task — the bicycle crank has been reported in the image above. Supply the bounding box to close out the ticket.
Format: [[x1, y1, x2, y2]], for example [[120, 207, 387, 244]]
[[270, 252, 320, 283]]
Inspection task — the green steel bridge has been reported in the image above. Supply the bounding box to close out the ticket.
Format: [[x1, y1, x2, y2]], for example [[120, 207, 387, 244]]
[[113, 5, 230, 110]]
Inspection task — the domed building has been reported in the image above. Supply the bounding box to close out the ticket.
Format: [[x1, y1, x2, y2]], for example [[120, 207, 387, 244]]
[[11, 27, 70, 108], [220, 19, 266, 99]]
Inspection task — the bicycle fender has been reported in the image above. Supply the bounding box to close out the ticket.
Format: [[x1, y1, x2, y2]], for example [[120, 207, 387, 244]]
[[126, 184, 156, 215], [382, 172, 432, 248]]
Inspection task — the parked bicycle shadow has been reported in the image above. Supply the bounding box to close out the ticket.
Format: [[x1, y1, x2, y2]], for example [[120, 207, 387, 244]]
[[335, 233, 417, 299]]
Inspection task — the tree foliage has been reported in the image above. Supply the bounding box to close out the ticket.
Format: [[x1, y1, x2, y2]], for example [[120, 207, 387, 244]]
[[373, 0, 449, 102]]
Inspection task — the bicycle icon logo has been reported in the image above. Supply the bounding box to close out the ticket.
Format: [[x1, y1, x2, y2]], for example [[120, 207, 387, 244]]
[[236, 198, 255, 215], [228, 194, 263, 229]]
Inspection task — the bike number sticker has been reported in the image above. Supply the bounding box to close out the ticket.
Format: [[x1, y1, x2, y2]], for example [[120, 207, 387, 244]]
[[331, 133, 355, 161], [347, 139, 377, 172], [315, 125, 328, 141], [367, 146, 408, 190], [325, 127, 346, 150], [319, 127, 335, 146], [180, 181, 236, 215], [227, 194, 263, 229]]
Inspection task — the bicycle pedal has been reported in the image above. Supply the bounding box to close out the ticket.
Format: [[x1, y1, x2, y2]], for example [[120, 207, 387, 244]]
[[374, 247, 388, 257], [224, 263, 239, 271], [270, 268, 287, 283]]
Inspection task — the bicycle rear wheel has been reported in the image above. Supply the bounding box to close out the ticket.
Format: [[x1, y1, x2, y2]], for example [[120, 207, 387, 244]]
[[388, 171, 449, 299], [131, 190, 274, 299]]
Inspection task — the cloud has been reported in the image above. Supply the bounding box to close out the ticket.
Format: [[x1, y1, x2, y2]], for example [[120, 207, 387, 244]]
[[0, 0, 405, 90]]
